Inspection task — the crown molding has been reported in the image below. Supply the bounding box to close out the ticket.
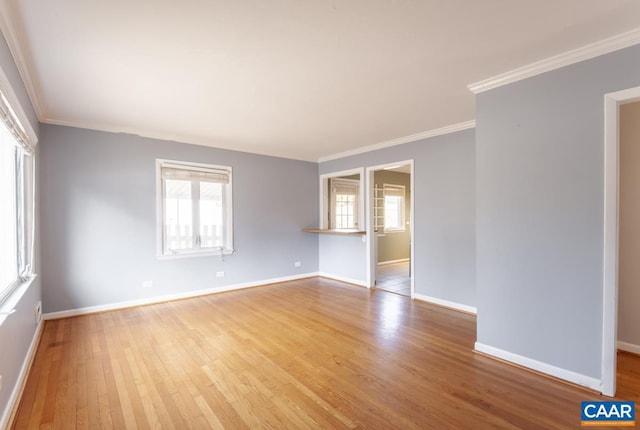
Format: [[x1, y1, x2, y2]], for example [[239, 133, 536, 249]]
[[468, 27, 640, 94], [317, 120, 476, 163], [0, 0, 46, 120]]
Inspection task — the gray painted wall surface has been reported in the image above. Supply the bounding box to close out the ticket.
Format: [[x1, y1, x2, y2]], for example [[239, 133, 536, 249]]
[[319, 129, 476, 306], [319, 234, 368, 282], [374, 170, 411, 263], [476, 44, 640, 379], [39, 124, 319, 313], [0, 32, 41, 426], [619, 101, 640, 349]]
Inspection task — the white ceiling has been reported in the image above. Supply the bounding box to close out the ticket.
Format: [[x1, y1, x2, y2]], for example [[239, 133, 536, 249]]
[[3, 1, 640, 161]]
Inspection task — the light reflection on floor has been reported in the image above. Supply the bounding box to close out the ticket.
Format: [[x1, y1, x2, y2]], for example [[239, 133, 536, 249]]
[[376, 292, 405, 341], [375, 261, 410, 296]]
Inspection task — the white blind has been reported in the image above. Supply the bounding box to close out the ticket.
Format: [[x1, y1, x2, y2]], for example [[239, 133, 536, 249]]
[[384, 184, 405, 197], [0, 91, 32, 155], [331, 179, 358, 195], [161, 164, 230, 184]]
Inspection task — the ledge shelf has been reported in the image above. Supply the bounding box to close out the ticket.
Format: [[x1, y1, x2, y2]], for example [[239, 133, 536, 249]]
[[302, 228, 366, 236]]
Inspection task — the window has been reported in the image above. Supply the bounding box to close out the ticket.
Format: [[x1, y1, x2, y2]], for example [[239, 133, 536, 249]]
[[330, 178, 359, 229], [0, 91, 36, 305], [157, 160, 233, 257], [383, 184, 405, 232]]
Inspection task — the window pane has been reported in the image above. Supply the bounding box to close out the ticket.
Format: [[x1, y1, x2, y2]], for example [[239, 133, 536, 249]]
[[164, 179, 193, 251], [384, 195, 403, 229], [0, 135, 17, 293], [199, 181, 223, 248]]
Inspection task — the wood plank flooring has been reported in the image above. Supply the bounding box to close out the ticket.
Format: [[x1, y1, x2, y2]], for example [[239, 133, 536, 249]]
[[12, 277, 640, 429]]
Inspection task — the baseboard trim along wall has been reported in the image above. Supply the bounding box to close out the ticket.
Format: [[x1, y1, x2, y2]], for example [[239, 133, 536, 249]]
[[43, 273, 320, 320], [377, 258, 410, 266], [618, 341, 640, 355], [474, 342, 602, 393], [414, 293, 477, 315], [1, 321, 44, 430], [317, 272, 368, 287]]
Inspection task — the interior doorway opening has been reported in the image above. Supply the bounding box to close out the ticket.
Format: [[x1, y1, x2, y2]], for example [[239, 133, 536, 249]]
[[603, 86, 640, 397], [367, 161, 414, 297]]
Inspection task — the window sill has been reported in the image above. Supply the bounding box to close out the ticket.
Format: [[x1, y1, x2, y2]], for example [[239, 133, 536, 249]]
[[0, 274, 38, 327], [157, 248, 235, 260], [302, 228, 366, 236]]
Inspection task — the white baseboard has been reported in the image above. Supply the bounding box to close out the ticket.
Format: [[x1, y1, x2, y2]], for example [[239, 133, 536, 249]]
[[317, 272, 368, 287], [414, 293, 477, 315], [618, 340, 640, 355], [378, 258, 410, 266], [474, 342, 602, 393], [1, 320, 43, 430], [43, 272, 319, 320]]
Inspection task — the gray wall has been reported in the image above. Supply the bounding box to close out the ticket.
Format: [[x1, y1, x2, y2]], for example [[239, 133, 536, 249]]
[[39, 124, 319, 313], [619, 101, 640, 349], [0, 31, 41, 426], [319, 234, 368, 283], [319, 128, 476, 307], [374, 170, 411, 263], [475, 44, 640, 380]]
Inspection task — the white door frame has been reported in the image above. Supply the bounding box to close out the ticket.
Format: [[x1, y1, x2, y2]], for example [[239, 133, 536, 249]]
[[602, 85, 640, 397], [365, 160, 415, 298]]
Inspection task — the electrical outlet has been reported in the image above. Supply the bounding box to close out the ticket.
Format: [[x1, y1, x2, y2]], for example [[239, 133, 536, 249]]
[[216, 271, 225, 278], [294, 261, 301, 267], [142, 281, 153, 288], [35, 301, 42, 323]]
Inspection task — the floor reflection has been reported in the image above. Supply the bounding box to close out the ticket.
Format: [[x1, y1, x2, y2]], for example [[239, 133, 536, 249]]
[[376, 292, 405, 341], [376, 261, 410, 296]]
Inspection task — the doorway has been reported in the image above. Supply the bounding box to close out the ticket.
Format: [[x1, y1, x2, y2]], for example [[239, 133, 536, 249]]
[[366, 161, 414, 297], [602, 86, 640, 397]]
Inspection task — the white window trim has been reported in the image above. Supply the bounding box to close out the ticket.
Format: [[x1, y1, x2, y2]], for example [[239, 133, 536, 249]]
[[329, 177, 360, 229], [156, 159, 234, 259], [0, 63, 37, 310], [383, 183, 406, 233], [319, 167, 365, 230]]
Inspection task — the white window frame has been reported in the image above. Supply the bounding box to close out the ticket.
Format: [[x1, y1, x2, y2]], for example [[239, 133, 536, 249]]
[[319, 168, 365, 230], [0, 64, 38, 308], [156, 159, 234, 259], [330, 178, 360, 229], [383, 183, 406, 232]]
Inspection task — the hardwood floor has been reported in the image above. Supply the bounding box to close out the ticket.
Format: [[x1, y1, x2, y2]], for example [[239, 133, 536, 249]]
[[12, 277, 640, 429]]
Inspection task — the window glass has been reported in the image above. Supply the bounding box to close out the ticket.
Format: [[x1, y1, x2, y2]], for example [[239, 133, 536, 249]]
[[383, 184, 405, 231], [199, 181, 224, 248], [164, 179, 193, 251]]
